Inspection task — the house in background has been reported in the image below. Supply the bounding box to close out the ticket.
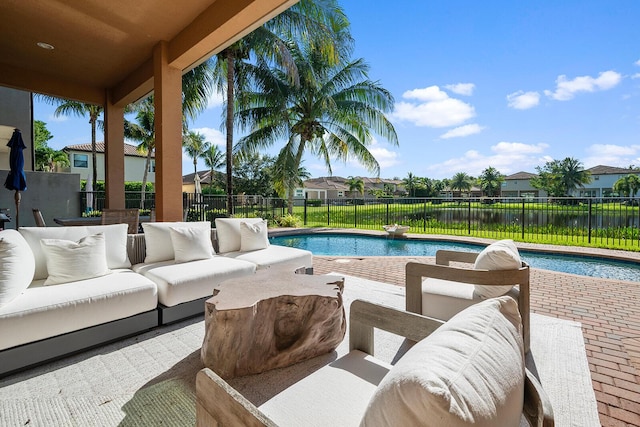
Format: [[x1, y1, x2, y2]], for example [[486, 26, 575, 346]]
[[298, 176, 404, 201], [501, 171, 547, 199], [64, 142, 155, 183], [577, 165, 639, 197]]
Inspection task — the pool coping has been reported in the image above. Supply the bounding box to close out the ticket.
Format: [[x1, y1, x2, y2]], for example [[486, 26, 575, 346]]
[[268, 227, 640, 264]]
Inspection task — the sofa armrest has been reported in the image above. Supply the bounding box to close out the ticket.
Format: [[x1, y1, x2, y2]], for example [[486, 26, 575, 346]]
[[524, 369, 555, 427], [435, 249, 479, 265], [349, 299, 444, 356], [196, 368, 277, 427]]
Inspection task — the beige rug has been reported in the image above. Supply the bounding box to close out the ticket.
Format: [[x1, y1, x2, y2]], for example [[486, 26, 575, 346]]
[[0, 274, 599, 426]]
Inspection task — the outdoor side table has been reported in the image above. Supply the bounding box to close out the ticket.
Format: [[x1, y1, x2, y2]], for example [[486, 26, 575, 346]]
[[201, 270, 346, 379]]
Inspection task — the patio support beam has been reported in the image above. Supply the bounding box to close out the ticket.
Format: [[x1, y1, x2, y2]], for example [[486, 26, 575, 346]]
[[153, 41, 183, 222], [104, 92, 125, 209]]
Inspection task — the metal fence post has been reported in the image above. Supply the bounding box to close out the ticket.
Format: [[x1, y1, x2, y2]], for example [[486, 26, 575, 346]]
[[521, 199, 525, 239], [386, 203, 389, 225], [327, 200, 330, 226], [303, 193, 308, 226], [467, 199, 471, 234], [588, 199, 592, 243], [423, 199, 427, 232], [354, 203, 357, 228]]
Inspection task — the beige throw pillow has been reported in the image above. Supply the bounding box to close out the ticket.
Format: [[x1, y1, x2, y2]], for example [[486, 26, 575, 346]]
[[215, 218, 264, 253], [169, 226, 215, 263], [40, 233, 111, 285], [239, 220, 269, 252], [473, 239, 522, 298], [0, 230, 36, 307], [142, 221, 211, 263]]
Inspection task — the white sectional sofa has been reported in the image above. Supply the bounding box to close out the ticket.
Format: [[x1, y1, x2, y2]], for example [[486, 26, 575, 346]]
[[0, 218, 312, 377]]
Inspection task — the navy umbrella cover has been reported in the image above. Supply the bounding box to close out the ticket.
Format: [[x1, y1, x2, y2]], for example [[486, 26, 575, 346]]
[[4, 129, 27, 192]]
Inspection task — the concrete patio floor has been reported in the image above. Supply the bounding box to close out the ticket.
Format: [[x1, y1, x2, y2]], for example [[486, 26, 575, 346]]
[[311, 246, 640, 427]]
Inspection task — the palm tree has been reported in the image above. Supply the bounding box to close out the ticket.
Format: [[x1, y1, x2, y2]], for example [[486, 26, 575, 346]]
[[558, 157, 591, 196], [236, 44, 398, 213], [402, 172, 417, 197], [614, 174, 640, 199], [346, 176, 365, 198], [478, 166, 504, 197], [211, 0, 350, 215], [202, 144, 225, 191], [450, 172, 474, 198], [125, 98, 155, 209], [183, 131, 208, 175]]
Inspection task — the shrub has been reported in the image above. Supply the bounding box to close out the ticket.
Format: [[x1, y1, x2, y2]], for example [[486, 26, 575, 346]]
[[306, 199, 322, 207], [276, 214, 302, 227]]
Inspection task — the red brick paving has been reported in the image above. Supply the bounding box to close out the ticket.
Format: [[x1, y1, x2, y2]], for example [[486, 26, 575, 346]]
[[312, 254, 640, 427]]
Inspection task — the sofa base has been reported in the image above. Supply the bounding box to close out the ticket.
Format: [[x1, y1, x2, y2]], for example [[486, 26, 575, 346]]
[[159, 296, 211, 325], [0, 310, 159, 378]]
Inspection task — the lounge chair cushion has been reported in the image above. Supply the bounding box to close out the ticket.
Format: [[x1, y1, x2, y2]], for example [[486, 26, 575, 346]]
[[215, 218, 264, 253], [20, 224, 130, 280], [40, 233, 111, 285], [142, 221, 212, 263], [361, 296, 524, 427], [0, 230, 35, 308], [221, 245, 313, 271], [239, 220, 269, 252], [169, 226, 215, 263], [473, 239, 522, 298]]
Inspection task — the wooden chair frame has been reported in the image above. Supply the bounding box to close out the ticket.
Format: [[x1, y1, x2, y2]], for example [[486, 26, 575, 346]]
[[100, 208, 140, 234]]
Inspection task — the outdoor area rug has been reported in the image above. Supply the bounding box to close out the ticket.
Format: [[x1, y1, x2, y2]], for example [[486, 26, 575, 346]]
[[0, 274, 599, 426]]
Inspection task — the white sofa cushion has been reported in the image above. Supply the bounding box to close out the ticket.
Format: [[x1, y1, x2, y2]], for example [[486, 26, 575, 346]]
[[0, 230, 35, 308], [132, 257, 256, 307], [215, 218, 264, 253], [142, 221, 212, 263], [239, 220, 269, 252], [222, 245, 313, 271], [40, 233, 111, 285], [360, 296, 524, 427], [421, 277, 520, 320], [169, 226, 215, 263], [20, 224, 130, 280], [259, 350, 391, 427], [0, 270, 158, 351], [473, 239, 522, 298]]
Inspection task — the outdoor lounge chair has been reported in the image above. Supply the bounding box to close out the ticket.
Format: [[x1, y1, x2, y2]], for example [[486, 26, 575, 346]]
[[196, 297, 553, 426], [405, 244, 530, 352], [101, 208, 140, 234]]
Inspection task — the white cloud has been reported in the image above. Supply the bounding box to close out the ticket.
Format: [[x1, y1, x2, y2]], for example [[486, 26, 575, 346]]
[[632, 73, 640, 80], [635, 59, 640, 67], [506, 91, 540, 109], [445, 83, 475, 96], [392, 85, 476, 128], [583, 144, 640, 168], [426, 142, 549, 177], [192, 127, 225, 146], [48, 114, 68, 123], [544, 70, 622, 101], [207, 91, 224, 109], [440, 124, 485, 139]]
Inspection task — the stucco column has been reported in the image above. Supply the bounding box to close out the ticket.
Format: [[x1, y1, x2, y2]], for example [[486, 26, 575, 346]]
[[104, 92, 125, 209], [153, 41, 183, 222]]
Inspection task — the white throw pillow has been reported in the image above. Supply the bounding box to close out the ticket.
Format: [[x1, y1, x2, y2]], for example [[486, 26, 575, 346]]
[[360, 296, 525, 427], [40, 233, 111, 286], [142, 221, 211, 263], [215, 218, 264, 253], [19, 224, 130, 280], [0, 230, 36, 307], [473, 239, 522, 298], [169, 226, 215, 263], [239, 220, 269, 252]]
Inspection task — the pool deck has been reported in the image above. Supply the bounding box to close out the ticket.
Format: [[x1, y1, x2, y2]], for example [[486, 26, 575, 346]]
[[271, 228, 640, 427]]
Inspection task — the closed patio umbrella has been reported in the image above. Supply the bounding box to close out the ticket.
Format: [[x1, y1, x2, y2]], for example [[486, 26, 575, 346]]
[[4, 129, 27, 228], [85, 174, 93, 214]]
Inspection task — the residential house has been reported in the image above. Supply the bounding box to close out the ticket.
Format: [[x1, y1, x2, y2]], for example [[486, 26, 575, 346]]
[[576, 165, 639, 197], [64, 142, 155, 183], [501, 172, 547, 199], [298, 176, 404, 201]]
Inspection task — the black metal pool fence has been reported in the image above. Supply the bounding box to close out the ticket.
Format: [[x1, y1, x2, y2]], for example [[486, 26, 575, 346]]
[[81, 193, 640, 248]]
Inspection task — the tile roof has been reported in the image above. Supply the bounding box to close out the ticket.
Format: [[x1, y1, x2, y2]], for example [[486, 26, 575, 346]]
[[504, 171, 538, 180], [64, 142, 153, 158], [587, 165, 636, 175]]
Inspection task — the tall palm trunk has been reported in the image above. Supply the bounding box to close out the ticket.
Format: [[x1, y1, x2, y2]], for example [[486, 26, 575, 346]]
[[90, 115, 98, 188], [140, 150, 152, 209], [287, 141, 307, 214], [225, 50, 235, 216]]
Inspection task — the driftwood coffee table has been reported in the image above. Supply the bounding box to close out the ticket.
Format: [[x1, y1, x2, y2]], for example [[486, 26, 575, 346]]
[[201, 270, 346, 379]]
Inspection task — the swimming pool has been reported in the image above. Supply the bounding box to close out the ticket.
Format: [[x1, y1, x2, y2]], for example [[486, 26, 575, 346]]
[[270, 233, 640, 282]]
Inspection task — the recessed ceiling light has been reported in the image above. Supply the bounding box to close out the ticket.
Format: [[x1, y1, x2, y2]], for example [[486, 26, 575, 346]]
[[36, 42, 55, 50]]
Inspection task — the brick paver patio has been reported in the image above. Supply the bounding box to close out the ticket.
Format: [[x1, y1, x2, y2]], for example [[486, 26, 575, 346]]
[[310, 248, 640, 427]]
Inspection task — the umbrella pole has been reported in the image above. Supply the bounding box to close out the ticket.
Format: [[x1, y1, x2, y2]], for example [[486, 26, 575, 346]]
[[14, 190, 20, 229]]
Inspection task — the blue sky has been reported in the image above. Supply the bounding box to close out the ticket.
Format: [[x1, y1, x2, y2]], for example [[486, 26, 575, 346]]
[[34, 0, 640, 180]]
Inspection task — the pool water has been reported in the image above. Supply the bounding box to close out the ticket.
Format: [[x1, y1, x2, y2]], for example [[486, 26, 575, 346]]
[[270, 234, 640, 282]]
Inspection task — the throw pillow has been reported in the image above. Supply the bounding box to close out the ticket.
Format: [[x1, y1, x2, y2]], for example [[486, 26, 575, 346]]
[[142, 221, 212, 263], [215, 218, 264, 253], [40, 233, 111, 285], [473, 239, 522, 298], [360, 296, 525, 427], [0, 229, 36, 308], [239, 220, 269, 252], [169, 226, 215, 263]]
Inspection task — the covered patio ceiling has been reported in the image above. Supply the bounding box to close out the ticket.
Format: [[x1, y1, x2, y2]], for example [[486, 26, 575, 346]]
[[0, 0, 297, 106]]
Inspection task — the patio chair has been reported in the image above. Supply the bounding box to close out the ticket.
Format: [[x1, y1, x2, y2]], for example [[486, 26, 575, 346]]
[[196, 297, 553, 426], [32, 208, 46, 227], [101, 208, 140, 234], [405, 243, 530, 352]]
